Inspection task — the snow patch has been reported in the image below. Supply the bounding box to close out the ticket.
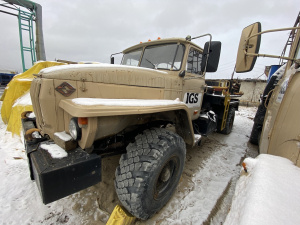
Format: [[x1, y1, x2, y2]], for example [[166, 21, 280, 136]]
[[40, 63, 168, 75], [194, 134, 201, 144], [40, 143, 68, 159], [272, 64, 286, 80], [242, 157, 257, 173], [32, 131, 41, 139], [12, 92, 32, 107], [236, 106, 257, 119], [15, 78, 33, 82], [26, 112, 35, 118], [54, 131, 72, 142], [72, 98, 185, 107], [208, 111, 216, 122]]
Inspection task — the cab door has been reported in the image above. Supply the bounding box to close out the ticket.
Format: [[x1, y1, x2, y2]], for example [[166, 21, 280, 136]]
[[182, 47, 206, 120]]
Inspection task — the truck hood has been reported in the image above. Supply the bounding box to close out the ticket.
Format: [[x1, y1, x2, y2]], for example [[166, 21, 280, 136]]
[[39, 63, 167, 88]]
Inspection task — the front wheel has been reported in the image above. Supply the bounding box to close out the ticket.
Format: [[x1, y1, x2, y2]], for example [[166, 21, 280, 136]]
[[115, 128, 186, 220]]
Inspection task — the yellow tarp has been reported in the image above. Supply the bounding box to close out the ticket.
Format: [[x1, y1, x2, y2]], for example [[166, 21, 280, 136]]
[[7, 104, 33, 136], [1, 61, 65, 136]]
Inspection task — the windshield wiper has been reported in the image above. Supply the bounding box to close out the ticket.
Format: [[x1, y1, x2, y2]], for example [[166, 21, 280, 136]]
[[145, 59, 156, 69]]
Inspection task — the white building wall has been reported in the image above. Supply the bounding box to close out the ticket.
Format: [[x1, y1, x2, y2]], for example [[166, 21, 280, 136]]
[[239, 80, 267, 106]]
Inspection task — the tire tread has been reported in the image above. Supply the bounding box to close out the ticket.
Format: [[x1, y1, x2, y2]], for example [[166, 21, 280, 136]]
[[115, 128, 186, 219]]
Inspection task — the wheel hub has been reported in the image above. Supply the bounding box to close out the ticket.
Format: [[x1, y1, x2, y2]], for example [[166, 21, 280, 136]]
[[154, 157, 179, 200], [160, 165, 171, 182]]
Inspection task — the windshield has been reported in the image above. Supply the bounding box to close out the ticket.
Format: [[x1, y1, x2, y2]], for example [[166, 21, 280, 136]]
[[122, 48, 142, 66], [140, 43, 185, 70]]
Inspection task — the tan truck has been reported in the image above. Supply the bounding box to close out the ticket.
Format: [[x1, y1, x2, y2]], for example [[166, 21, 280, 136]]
[[22, 35, 241, 219], [236, 12, 300, 166]]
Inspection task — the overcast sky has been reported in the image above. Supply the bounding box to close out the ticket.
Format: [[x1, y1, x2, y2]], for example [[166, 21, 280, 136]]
[[0, 0, 299, 79]]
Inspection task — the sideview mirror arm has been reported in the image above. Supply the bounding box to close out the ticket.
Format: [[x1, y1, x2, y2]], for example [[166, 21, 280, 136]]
[[244, 27, 300, 61], [110, 52, 123, 64], [191, 34, 212, 75]]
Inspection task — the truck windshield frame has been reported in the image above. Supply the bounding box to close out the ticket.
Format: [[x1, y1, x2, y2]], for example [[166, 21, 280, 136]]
[[140, 43, 185, 71], [122, 43, 185, 71]]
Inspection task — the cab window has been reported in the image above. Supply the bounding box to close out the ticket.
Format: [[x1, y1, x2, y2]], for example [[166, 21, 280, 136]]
[[187, 48, 202, 74], [122, 48, 142, 66]]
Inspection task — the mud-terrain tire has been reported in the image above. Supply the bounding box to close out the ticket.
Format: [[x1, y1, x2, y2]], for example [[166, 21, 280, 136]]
[[249, 76, 278, 145], [115, 128, 186, 220], [250, 108, 264, 145], [249, 122, 262, 145], [219, 107, 235, 135], [253, 103, 266, 125], [263, 75, 277, 97]]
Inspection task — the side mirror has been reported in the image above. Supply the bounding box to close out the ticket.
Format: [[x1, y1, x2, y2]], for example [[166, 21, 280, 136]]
[[236, 22, 261, 73], [110, 57, 115, 64], [201, 41, 221, 73]]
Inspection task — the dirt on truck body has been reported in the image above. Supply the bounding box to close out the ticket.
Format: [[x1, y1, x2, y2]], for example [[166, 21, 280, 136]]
[[23, 35, 241, 220]]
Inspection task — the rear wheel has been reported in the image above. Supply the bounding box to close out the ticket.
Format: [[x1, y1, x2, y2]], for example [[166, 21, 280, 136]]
[[219, 107, 235, 135], [115, 128, 186, 220]]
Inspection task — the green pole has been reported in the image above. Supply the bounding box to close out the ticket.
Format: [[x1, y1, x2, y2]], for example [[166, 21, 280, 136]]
[[18, 8, 26, 72]]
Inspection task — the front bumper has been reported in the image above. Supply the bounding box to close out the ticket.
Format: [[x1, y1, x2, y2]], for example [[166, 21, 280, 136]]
[[22, 118, 101, 204]]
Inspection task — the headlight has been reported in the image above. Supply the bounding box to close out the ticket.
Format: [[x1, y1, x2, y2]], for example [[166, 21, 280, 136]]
[[69, 118, 82, 140]]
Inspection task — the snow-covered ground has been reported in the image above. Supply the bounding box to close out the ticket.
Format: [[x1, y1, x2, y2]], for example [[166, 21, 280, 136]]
[[0, 101, 259, 224]]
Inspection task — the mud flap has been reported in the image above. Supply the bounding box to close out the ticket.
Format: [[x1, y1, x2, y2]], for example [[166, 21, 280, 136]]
[[22, 118, 101, 204]]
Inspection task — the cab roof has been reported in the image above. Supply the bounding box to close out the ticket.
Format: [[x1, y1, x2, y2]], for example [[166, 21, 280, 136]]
[[122, 37, 203, 54]]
